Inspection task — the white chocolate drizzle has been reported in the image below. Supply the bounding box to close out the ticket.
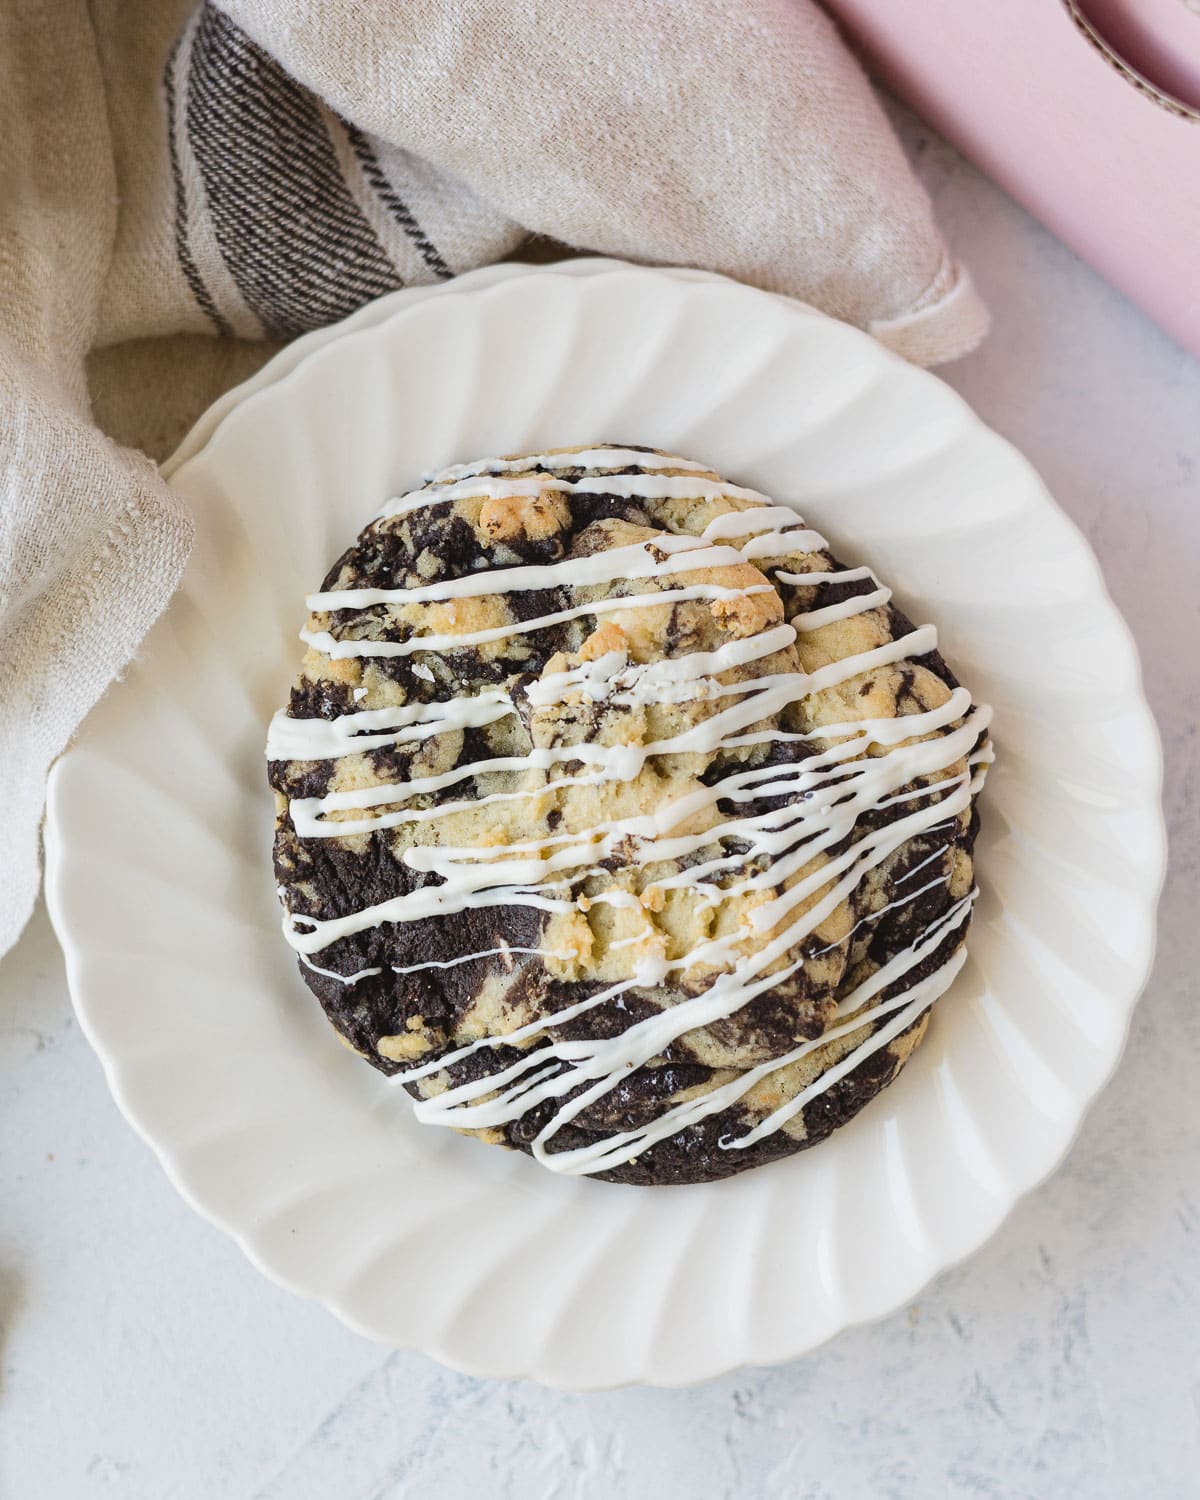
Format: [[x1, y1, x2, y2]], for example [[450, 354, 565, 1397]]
[[376, 471, 774, 523], [424, 447, 716, 484], [270, 449, 991, 1175]]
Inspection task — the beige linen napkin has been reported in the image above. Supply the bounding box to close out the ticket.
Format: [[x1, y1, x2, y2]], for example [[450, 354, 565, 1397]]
[[0, 0, 987, 956]]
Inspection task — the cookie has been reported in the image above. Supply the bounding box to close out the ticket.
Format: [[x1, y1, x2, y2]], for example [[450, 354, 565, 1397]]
[[268, 445, 992, 1184]]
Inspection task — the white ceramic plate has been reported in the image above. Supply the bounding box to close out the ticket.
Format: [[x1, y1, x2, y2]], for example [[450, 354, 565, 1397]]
[[45, 261, 1165, 1388]]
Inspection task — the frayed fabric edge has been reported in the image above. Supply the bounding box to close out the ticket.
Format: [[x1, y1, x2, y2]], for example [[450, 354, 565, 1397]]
[[868, 257, 989, 367]]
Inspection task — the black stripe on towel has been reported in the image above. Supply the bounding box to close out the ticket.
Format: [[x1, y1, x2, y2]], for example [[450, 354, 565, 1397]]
[[164, 30, 232, 337], [184, 4, 402, 339], [344, 123, 453, 281]]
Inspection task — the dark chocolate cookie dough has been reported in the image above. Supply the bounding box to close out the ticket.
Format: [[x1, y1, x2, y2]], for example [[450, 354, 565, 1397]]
[[268, 445, 990, 1185]]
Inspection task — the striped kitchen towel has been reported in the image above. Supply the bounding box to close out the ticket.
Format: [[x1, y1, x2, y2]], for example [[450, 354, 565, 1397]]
[[0, 0, 987, 956], [159, 5, 521, 342]]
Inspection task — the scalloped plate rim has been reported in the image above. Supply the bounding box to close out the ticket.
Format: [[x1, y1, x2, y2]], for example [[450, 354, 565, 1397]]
[[45, 261, 1166, 1388]]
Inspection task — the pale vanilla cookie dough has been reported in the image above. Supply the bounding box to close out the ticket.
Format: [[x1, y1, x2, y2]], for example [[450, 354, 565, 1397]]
[[268, 445, 992, 1185]]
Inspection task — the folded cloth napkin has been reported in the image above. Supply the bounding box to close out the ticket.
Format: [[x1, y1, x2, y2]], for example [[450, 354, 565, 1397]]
[[0, 0, 987, 957]]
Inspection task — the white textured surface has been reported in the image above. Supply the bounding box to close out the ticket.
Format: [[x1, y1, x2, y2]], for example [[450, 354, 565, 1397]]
[[2, 108, 1198, 1492]]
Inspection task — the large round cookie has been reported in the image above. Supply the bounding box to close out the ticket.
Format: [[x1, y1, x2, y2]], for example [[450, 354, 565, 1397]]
[[268, 445, 991, 1185]]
